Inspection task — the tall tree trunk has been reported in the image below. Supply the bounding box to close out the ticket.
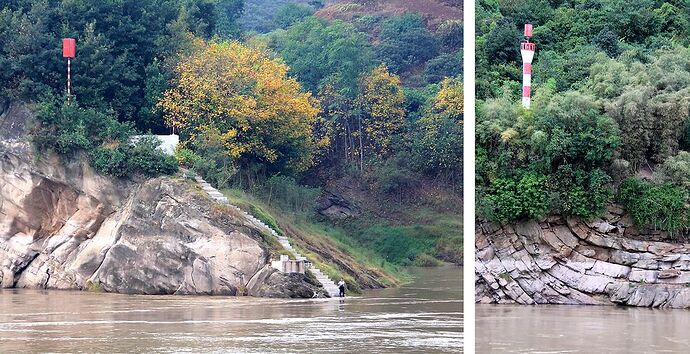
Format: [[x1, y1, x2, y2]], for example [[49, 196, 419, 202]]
[[358, 115, 364, 173], [344, 118, 351, 161]]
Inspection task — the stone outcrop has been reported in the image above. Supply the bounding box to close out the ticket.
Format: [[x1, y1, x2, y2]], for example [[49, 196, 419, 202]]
[[0, 100, 30, 141], [476, 208, 690, 309], [0, 141, 323, 297], [246, 264, 322, 298], [316, 191, 360, 220]]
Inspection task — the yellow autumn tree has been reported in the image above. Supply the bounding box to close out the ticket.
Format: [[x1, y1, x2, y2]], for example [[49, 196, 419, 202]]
[[433, 77, 463, 119], [412, 77, 463, 179], [160, 40, 320, 173], [355, 64, 406, 170]]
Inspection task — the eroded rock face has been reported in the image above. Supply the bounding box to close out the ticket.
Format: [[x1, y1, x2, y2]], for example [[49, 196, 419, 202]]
[[476, 210, 690, 309], [0, 142, 322, 297]]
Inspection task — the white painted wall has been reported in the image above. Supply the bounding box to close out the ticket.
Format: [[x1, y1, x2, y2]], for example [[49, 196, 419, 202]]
[[131, 134, 179, 156]]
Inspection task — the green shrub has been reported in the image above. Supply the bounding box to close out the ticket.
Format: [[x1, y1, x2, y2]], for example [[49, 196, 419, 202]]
[[550, 166, 612, 219], [618, 177, 648, 206], [618, 178, 689, 236], [436, 20, 463, 51], [33, 99, 111, 155], [518, 172, 550, 219], [482, 172, 549, 223], [353, 15, 382, 33], [369, 226, 434, 265], [91, 146, 130, 177], [413, 253, 444, 267], [174, 147, 202, 168], [482, 178, 523, 223], [373, 158, 421, 196], [483, 18, 521, 64], [411, 113, 463, 180], [403, 85, 437, 122], [128, 136, 178, 177], [90, 137, 177, 178], [654, 151, 690, 188]]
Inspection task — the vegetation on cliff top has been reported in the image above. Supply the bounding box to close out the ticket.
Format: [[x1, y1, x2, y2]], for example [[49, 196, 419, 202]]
[[477, 0, 690, 237]]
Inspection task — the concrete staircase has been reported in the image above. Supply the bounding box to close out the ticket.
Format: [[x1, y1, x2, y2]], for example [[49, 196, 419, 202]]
[[275, 235, 341, 297], [194, 175, 341, 297]]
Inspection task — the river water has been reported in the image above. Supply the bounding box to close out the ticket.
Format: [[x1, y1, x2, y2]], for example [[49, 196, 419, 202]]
[[0, 266, 462, 353], [477, 304, 690, 353]]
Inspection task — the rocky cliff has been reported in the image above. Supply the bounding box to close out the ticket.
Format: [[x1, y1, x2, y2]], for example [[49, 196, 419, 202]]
[[476, 207, 690, 309], [0, 136, 323, 297]]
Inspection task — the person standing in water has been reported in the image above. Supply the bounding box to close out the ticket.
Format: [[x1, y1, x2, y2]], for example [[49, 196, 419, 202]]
[[337, 280, 346, 297]]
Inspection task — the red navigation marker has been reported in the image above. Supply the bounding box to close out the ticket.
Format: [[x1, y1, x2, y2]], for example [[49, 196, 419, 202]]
[[62, 38, 75, 58]]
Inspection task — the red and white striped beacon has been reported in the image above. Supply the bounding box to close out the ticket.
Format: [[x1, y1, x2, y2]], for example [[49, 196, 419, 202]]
[[62, 38, 76, 105], [520, 24, 535, 109]]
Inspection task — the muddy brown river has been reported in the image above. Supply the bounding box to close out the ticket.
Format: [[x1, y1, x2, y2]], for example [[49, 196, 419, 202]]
[[0, 266, 462, 353], [477, 304, 690, 353]]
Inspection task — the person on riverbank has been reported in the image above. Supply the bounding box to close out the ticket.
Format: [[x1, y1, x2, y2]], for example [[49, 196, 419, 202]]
[[338, 280, 346, 297]]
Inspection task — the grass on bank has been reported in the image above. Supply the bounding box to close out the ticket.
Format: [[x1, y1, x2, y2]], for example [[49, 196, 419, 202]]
[[221, 184, 463, 265], [220, 187, 409, 287]]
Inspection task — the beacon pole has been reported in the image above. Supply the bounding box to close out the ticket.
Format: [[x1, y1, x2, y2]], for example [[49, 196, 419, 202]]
[[520, 24, 535, 109], [62, 38, 76, 106]]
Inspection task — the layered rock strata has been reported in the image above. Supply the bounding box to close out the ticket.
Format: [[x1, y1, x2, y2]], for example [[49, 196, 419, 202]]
[[476, 210, 690, 308]]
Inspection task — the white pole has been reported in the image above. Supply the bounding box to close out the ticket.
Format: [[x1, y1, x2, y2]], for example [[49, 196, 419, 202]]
[[67, 58, 71, 106]]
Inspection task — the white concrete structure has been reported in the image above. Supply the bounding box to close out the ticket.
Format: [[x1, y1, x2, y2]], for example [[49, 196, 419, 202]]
[[271, 254, 305, 274]]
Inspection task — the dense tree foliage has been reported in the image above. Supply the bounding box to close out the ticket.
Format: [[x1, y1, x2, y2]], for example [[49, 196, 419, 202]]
[[0, 0, 219, 132], [268, 11, 462, 191], [356, 65, 406, 162], [411, 78, 463, 180], [478, 90, 618, 221], [589, 49, 690, 169], [477, 0, 690, 237], [376, 13, 440, 73], [271, 17, 373, 95], [437, 20, 463, 51], [424, 52, 463, 84], [215, 0, 245, 39], [161, 41, 319, 176], [239, 0, 319, 33], [275, 3, 314, 29]]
